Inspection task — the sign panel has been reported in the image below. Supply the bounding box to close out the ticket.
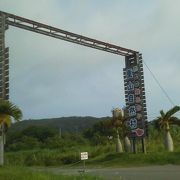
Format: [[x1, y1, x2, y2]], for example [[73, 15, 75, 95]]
[[123, 53, 147, 138], [129, 118, 137, 129], [80, 152, 88, 160]]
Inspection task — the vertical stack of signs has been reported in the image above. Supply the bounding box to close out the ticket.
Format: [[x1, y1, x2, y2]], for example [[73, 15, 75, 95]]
[[0, 14, 9, 100], [123, 53, 147, 138]]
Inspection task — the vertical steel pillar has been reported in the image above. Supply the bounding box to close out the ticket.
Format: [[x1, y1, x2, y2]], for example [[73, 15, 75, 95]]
[[0, 14, 9, 100], [141, 137, 146, 154], [0, 14, 9, 166]]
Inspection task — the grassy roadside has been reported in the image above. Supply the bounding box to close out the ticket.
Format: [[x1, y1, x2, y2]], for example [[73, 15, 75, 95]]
[[86, 151, 180, 167], [1, 151, 180, 180], [0, 166, 102, 180], [5, 148, 180, 167]]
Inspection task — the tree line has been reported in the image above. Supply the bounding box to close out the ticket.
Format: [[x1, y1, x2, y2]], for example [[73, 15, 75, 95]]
[[0, 99, 180, 166]]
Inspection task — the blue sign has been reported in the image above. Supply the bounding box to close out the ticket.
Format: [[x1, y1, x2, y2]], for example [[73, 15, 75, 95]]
[[128, 105, 136, 117], [126, 68, 133, 79], [129, 118, 137, 129], [128, 94, 134, 104], [127, 81, 134, 91]]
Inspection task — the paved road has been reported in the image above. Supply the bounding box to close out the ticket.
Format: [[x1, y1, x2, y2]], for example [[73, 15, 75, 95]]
[[35, 165, 180, 180]]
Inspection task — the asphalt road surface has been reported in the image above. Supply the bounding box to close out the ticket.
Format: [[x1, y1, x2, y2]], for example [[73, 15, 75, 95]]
[[36, 165, 180, 180]]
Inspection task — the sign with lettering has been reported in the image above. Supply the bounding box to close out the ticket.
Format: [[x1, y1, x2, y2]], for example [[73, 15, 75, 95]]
[[128, 94, 135, 104], [129, 118, 137, 129], [127, 81, 134, 91], [134, 88, 141, 95], [128, 105, 136, 117], [126, 68, 133, 79], [135, 96, 141, 103], [80, 152, 88, 160], [123, 53, 147, 138]]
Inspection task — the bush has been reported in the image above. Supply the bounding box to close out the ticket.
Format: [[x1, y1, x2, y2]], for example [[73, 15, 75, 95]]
[[6, 136, 40, 151]]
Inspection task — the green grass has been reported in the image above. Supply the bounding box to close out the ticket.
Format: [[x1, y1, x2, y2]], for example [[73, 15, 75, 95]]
[[1, 151, 180, 180], [87, 151, 180, 167], [5, 145, 114, 166], [4, 137, 180, 167], [0, 166, 102, 180], [5, 145, 180, 167]]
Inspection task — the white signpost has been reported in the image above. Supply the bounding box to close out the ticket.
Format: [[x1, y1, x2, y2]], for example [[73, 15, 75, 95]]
[[80, 152, 88, 160], [80, 152, 88, 172]]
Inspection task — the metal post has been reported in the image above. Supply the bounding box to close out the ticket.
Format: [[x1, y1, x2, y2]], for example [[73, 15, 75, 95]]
[[0, 125, 4, 166], [83, 160, 86, 172], [142, 138, 146, 154], [132, 138, 137, 154]]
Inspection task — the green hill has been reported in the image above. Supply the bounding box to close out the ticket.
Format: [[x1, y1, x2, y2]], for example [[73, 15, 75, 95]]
[[9, 116, 109, 133]]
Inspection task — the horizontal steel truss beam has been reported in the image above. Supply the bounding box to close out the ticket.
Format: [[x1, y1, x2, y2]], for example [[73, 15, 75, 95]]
[[0, 11, 137, 56]]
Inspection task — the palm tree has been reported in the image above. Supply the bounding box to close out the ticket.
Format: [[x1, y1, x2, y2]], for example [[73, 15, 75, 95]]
[[111, 108, 124, 153], [122, 107, 131, 153], [0, 99, 22, 166], [155, 106, 180, 152]]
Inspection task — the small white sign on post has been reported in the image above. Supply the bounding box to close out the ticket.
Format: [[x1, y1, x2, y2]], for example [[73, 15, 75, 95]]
[[80, 152, 88, 160]]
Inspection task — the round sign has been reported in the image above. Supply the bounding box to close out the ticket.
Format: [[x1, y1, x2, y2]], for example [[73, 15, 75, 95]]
[[129, 118, 137, 129]]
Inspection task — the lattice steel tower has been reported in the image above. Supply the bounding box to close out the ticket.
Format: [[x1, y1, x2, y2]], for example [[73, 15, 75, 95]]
[[0, 14, 9, 100]]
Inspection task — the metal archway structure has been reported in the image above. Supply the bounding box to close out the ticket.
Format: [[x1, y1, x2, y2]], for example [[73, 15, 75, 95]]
[[0, 11, 147, 150]]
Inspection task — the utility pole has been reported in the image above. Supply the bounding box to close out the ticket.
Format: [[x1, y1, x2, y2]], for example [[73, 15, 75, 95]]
[[59, 127, 61, 138]]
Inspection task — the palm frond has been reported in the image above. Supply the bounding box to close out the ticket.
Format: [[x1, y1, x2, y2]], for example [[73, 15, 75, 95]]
[[164, 106, 180, 120], [0, 100, 22, 121], [154, 118, 163, 131], [169, 117, 180, 126], [155, 106, 180, 131], [160, 110, 165, 117]]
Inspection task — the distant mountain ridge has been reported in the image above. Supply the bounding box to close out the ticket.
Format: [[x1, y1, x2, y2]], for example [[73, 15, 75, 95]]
[[9, 116, 110, 133]]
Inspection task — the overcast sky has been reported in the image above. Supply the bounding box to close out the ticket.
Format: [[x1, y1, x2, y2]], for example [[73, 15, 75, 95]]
[[0, 0, 179, 120]]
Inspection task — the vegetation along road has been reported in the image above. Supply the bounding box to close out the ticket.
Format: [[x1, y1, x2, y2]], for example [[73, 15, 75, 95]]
[[36, 165, 180, 180]]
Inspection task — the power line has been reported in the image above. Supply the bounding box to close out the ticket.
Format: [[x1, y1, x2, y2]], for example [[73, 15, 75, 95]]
[[143, 60, 175, 106]]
